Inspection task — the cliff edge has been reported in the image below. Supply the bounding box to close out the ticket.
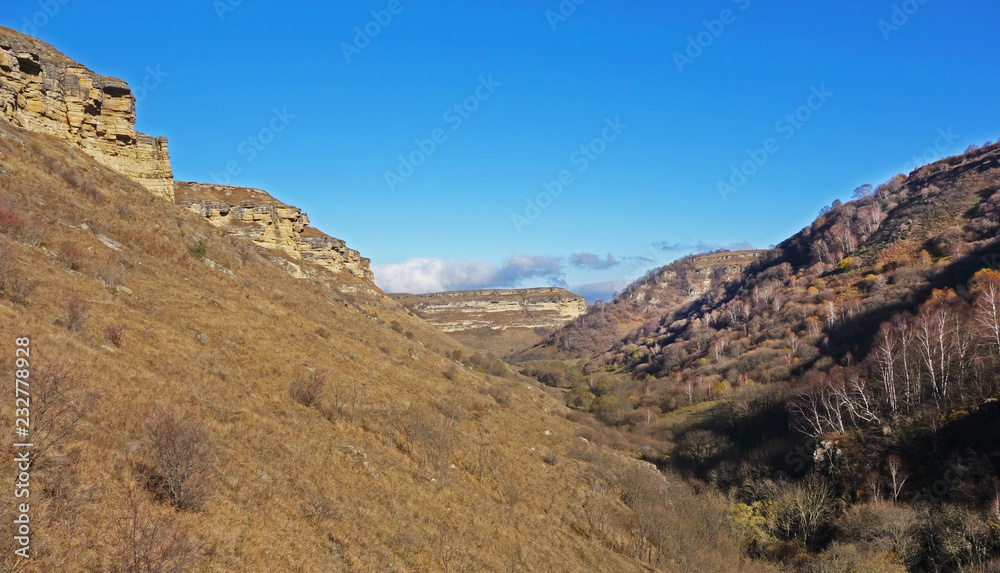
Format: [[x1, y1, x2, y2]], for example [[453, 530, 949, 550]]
[[0, 26, 174, 199]]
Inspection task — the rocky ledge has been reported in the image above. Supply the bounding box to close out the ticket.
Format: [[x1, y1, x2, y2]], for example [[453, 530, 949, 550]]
[[391, 287, 587, 332], [175, 182, 374, 284], [0, 26, 173, 199]]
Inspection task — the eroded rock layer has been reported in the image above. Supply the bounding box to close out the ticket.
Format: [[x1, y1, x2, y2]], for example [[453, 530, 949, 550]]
[[0, 26, 173, 199], [175, 182, 374, 284], [391, 288, 587, 332]]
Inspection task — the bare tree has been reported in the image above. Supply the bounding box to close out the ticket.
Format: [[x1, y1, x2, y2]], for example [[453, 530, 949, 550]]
[[914, 304, 952, 401], [887, 455, 908, 502], [975, 273, 1000, 361], [873, 323, 899, 415], [786, 330, 801, 365], [710, 338, 728, 362]]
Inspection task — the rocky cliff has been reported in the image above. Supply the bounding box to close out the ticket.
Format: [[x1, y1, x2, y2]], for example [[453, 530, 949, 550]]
[[175, 182, 374, 284], [391, 287, 587, 332], [0, 26, 173, 199]]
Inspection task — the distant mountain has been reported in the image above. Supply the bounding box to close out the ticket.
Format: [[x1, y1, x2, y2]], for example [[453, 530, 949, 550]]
[[518, 250, 765, 360], [392, 287, 586, 356], [515, 141, 1000, 571]]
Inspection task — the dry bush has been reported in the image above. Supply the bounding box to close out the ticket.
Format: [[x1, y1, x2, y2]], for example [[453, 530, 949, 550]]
[[0, 242, 38, 304], [772, 475, 836, 549], [480, 383, 512, 406], [290, 371, 326, 408], [142, 408, 214, 511], [394, 403, 458, 479], [5, 273, 39, 304], [58, 242, 85, 271], [62, 294, 91, 332], [105, 323, 126, 347], [116, 202, 135, 221], [0, 201, 45, 245], [225, 235, 258, 265], [93, 258, 126, 287], [114, 484, 201, 573], [836, 502, 920, 564], [30, 362, 99, 461]]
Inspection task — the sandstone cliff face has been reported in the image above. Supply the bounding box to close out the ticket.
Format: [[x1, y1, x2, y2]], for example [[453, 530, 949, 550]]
[[628, 250, 765, 305], [0, 26, 173, 199], [392, 288, 587, 332], [175, 182, 374, 284]]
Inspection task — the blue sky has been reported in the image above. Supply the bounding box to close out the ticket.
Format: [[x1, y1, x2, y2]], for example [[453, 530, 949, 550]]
[[5, 1, 999, 301]]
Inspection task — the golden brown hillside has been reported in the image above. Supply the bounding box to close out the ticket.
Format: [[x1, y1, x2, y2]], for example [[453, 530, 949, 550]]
[[0, 91, 775, 573]]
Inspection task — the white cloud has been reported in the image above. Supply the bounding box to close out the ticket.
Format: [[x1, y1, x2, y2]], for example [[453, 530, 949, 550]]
[[373, 255, 565, 294]]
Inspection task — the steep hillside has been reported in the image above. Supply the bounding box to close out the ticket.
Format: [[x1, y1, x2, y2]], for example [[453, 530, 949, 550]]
[[392, 287, 587, 357], [519, 250, 764, 360], [0, 28, 776, 573], [517, 142, 1000, 571]]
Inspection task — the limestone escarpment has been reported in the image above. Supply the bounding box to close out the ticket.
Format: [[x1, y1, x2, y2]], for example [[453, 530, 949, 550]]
[[0, 26, 173, 199], [391, 288, 587, 332], [175, 182, 374, 284]]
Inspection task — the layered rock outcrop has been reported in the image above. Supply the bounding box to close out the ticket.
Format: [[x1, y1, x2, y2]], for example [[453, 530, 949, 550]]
[[391, 288, 587, 332], [0, 26, 173, 199], [175, 182, 374, 284]]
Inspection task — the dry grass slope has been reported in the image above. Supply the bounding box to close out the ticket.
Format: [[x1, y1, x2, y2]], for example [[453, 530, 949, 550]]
[[0, 121, 772, 572]]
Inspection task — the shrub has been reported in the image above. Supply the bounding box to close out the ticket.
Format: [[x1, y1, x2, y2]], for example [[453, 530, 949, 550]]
[[105, 324, 126, 347], [190, 242, 207, 260], [63, 294, 91, 332], [772, 475, 835, 549], [30, 363, 98, 461], [115, 484, 201, 572], [4, 273, 38, 304], [59, 242, 85, 271], [142, 408, 214, 510], [290, 371, 326, 408], [115, 202, 135, 221]]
